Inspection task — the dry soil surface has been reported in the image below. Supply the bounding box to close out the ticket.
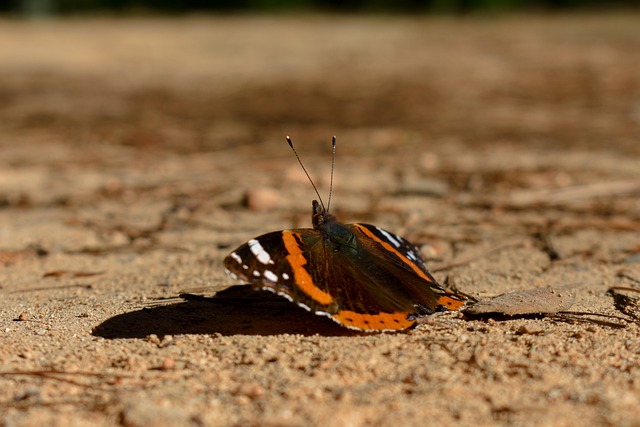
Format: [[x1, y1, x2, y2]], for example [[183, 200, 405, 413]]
[[1, 14, 640, 427]]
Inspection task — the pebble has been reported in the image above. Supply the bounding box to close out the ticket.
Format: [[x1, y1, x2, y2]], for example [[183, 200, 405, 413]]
[[235, 382, 265, 399], [146, 334, 161, 345], [398, 178, 449, 197], [14, 387, 41, 402], [120, 400, 191, 427], [244, 187, 280, 211], [18, 350, 33, 359], [159, 357, 176, 371], [516, 324, 545, 335]]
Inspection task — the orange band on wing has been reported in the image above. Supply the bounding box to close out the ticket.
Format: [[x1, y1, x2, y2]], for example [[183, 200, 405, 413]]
[[437, 294, 465, 311], [355, 225, 434, 283], [332, 310, 414, 331], [282, 232, 334, 306]]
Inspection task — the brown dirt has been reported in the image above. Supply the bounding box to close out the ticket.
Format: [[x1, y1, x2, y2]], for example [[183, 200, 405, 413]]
[[1, 14, 640, 427]]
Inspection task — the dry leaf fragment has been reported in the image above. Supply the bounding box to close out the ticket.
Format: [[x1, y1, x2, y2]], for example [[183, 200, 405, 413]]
[[464, 287, 575, 316]]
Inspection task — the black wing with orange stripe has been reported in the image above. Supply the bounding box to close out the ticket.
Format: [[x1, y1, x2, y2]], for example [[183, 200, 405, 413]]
[[348, 224, 466, 312], [223, 228, 339, 313], [223, 221, 467, 332]]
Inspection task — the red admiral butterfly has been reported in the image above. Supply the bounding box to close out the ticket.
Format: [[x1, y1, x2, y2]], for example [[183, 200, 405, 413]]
[[223, 136, 468, 332]]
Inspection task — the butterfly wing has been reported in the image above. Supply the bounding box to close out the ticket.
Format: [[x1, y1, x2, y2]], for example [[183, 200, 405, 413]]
[[224, 224, 467, 332], [346, 223, 466, 311], [223, 228, 339, 315]]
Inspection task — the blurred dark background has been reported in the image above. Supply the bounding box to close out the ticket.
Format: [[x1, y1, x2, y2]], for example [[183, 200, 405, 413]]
[[6, 0, 639, 15]]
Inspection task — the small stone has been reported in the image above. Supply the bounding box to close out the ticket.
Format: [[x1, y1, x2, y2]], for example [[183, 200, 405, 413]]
[[398, 178, 449, 198], [420, 241, 447, 258], [17, 312, 30, 321], [310, 388, 324, 400], [14, 387, 41, 402], [419, 152, 440, 171], [244, 187, 280, 211], [516, 324, 544, 335], [235, 395, 251, 405], [236, 382, 265, 399], [146, 334, 161, 345], [35, 329, 47, 336], [120, 399, 191, 426], [18, 351, 33, 359], [334, 389, 352, 402], [159, 357, 176, 371]]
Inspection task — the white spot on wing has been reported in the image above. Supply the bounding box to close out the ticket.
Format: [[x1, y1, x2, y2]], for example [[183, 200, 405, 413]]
[[275, 290, 294, 303], [297, 302, 311, 311], [260, 287, 312, 312], [230, 252, 242, 263], [248, 239, 273, 265], [377, 227, 402, 248], [253, 270, 261, 277], [282, 273, 290, 280], [264, 270, 278, 282], [224, 268, 238, 280]]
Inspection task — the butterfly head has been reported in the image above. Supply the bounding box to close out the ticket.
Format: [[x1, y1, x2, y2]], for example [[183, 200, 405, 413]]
[[311, 199, 336, 230]]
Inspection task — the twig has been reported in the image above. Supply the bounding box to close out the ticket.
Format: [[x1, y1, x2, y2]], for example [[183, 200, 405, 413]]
[[0, 370, 130, 390], [617, 274, 640, 286], [609, 286, 640, 294], [552, 311, 631, 328], [0, 398, 106, 409], [43, 270, 104, 279], [550, 218, 640, 232]]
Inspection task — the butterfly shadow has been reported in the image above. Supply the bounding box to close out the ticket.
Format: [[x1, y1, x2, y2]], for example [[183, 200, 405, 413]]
[[92, 285, 358, 338]]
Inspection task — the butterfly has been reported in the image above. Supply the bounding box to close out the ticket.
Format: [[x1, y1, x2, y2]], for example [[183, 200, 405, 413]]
[[223, 136, 468, 331]]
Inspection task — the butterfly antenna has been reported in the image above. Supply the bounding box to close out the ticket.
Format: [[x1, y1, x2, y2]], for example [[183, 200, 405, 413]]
[[286, 136, 325, 210], [326, 136, 336, 213]]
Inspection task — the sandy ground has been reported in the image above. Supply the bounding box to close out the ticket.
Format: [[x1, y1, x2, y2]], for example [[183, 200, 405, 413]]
[[1, 14, 639, 427]]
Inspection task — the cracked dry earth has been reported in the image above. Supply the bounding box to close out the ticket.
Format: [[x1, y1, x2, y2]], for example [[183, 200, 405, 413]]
[[1, 14, 640, 427]]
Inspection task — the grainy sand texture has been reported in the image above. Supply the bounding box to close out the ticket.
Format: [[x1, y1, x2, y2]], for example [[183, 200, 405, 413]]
[[1, 15, 639, 426]]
